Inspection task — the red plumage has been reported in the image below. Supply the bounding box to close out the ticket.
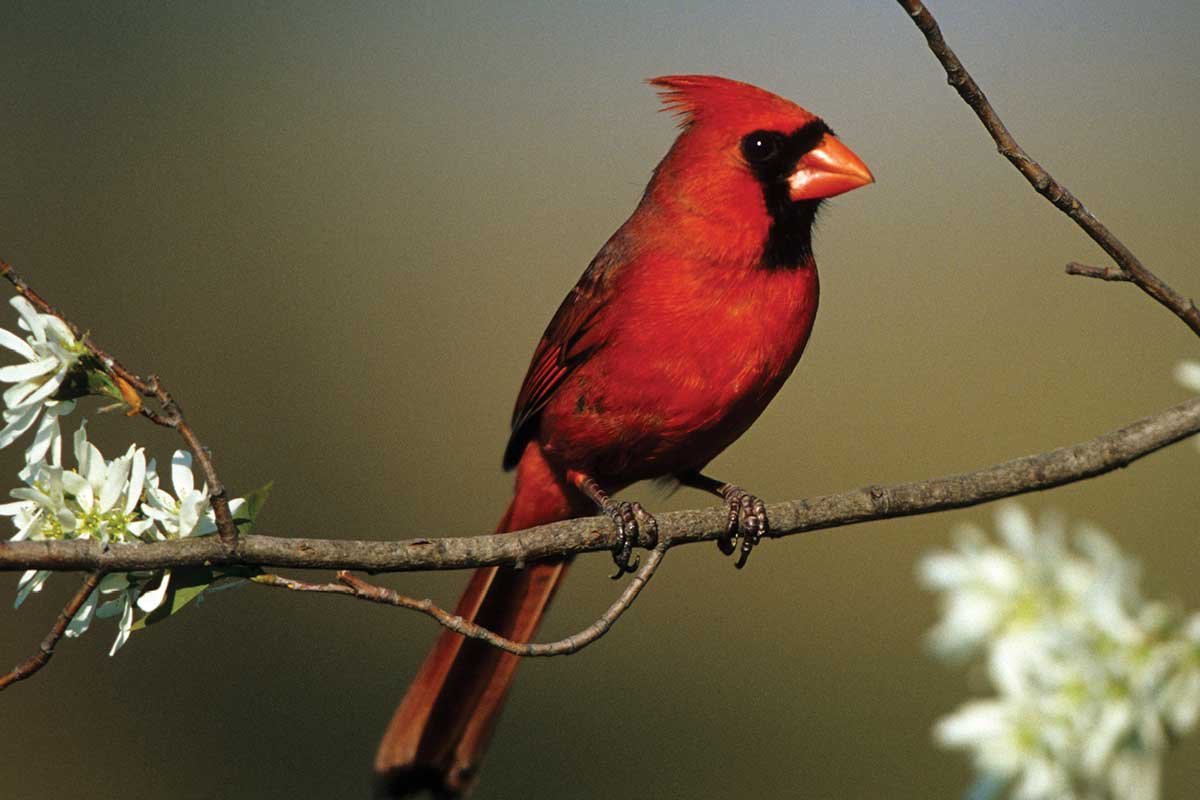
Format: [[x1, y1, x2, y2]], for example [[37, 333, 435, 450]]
[[375, 75, 872, 797]]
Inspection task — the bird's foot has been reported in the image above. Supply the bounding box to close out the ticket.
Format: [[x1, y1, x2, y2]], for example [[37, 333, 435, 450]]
[[716, 484, 767, 569], [600, 498, 658, 579], [567, 470, 660, 579]]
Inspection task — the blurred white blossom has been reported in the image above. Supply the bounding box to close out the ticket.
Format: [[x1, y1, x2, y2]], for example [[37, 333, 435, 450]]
[[921, 504, 1200, 800], [3, 420, 245, 653], [1176, 360, 1200, 453], [0, 296, 84, 463], [1175, 360, 1200, 394]]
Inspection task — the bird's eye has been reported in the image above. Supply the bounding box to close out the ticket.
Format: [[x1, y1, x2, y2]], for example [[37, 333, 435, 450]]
[[740, 130, 782, 164]]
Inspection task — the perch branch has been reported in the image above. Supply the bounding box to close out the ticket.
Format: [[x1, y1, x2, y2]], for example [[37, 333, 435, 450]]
[[1, 395, 1197, 574], [896, 0, 1200, 337]]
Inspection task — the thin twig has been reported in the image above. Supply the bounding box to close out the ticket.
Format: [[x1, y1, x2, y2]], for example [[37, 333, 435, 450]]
[[3, 395, 1197, 575], [253, 542, 667, 657], [0, 261, 240, 545], [1065, 262, 1133, 283], [0, 571, 103, 690], [0, 262, 153, 396], [896, 0, 1200, 337]]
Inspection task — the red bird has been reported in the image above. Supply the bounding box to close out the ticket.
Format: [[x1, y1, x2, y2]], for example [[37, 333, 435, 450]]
[[375, 75, 873, 797]]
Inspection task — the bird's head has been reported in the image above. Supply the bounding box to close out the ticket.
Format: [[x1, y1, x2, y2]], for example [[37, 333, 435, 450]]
[[643, 75, 873, 268]]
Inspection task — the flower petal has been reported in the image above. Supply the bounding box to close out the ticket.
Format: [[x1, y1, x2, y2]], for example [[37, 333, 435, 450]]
[[108, 595, 135, 655], [0, 500, 31, 516], [136, 570, 171, 613], [14, 569, 51, 607], [0, 327, 35, 359], [0, 356, 58, 384], [99, 453, 131, 513], [171, 450, 195, 498], [125, 448, 146, 516], [13, 367, 65, 409], [24, 405, 62, 465], [10, 297, 45, 342], [64, 589, 100, 638], [0, 404, 39, 449], [40, 315, 76, 348], [178, 492, 203, 538]]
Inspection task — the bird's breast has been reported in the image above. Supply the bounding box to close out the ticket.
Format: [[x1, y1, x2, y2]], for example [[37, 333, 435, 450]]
[[541, 256, 819, 479]]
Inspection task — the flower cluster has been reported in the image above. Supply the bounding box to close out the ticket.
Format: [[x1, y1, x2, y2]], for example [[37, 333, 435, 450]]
[[920, 505, 1200, 800], [0, 297, 247, 654], [3, 422, 245, 653]]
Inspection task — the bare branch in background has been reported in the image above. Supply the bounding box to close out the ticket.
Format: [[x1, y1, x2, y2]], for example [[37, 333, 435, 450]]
[[895, 0, 1200, 338], [1065, 262, 1134, 283]]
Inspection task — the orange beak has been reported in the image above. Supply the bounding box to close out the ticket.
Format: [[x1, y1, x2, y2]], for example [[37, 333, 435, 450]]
[[788, 134, 874, 201]]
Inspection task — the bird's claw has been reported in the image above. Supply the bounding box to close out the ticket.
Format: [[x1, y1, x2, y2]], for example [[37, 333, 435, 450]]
[[716, 485, 767, 569], [603, 499, 658, 579]]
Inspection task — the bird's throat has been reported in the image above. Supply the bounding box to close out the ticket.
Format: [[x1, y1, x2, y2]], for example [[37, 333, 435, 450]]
[[759, 197, 820, 270]]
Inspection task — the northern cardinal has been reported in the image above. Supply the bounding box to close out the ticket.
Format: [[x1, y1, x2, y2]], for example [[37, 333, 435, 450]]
[[375, 75, 872, 797]]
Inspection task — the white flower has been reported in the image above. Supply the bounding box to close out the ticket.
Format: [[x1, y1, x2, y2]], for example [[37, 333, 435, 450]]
[[917, 508, 1070, 660], [91, 573, 140, 655], [0, 461, 76, 544], [4, 421, 152, 652], [936, 698, 1075, 800], [922, 504, 1200, 800], [65, 422, 153, 545], [136, 450, 246, 618], [935, 699, 1027, 774], [0, 296, 84, 462], [0, 421, 154, 550], [6, 420, 249, 654], [142, 450, 244, 541], [1155, 614, 1200, 734], [63, 571, 173, 655], [1108, 752, 1161, 800]]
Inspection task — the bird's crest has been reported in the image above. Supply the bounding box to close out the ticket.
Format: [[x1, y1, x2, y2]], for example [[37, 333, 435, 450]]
[[647, 74, 813, 129]]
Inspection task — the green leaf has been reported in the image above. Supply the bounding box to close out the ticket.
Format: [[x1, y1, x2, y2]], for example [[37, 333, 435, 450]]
[[234, 481, 272, 535], [84, 367, 120, 401], [130, 482, 271, 632], [131, 565, 263, 631]]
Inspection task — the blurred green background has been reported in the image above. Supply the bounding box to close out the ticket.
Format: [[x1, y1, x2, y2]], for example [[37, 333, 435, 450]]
[[2, 1, 1199, 797]]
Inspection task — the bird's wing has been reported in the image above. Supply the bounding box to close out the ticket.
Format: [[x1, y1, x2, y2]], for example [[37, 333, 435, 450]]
[[502, 242, 622, 470]]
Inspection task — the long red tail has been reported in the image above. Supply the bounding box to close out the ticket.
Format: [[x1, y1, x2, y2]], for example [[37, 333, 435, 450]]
[[374, 443, 585, 798]]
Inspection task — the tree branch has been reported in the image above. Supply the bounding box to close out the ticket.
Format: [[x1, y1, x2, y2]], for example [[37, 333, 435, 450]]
[[253, 540, 667, 658], [4, 3, 1199, 684], [896, 0, 1200, 337], [0, 261, 241, 545], [2, 396, 1196, 575], [0, 571, 103, 690], [1065, 262, 1133, 283]]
